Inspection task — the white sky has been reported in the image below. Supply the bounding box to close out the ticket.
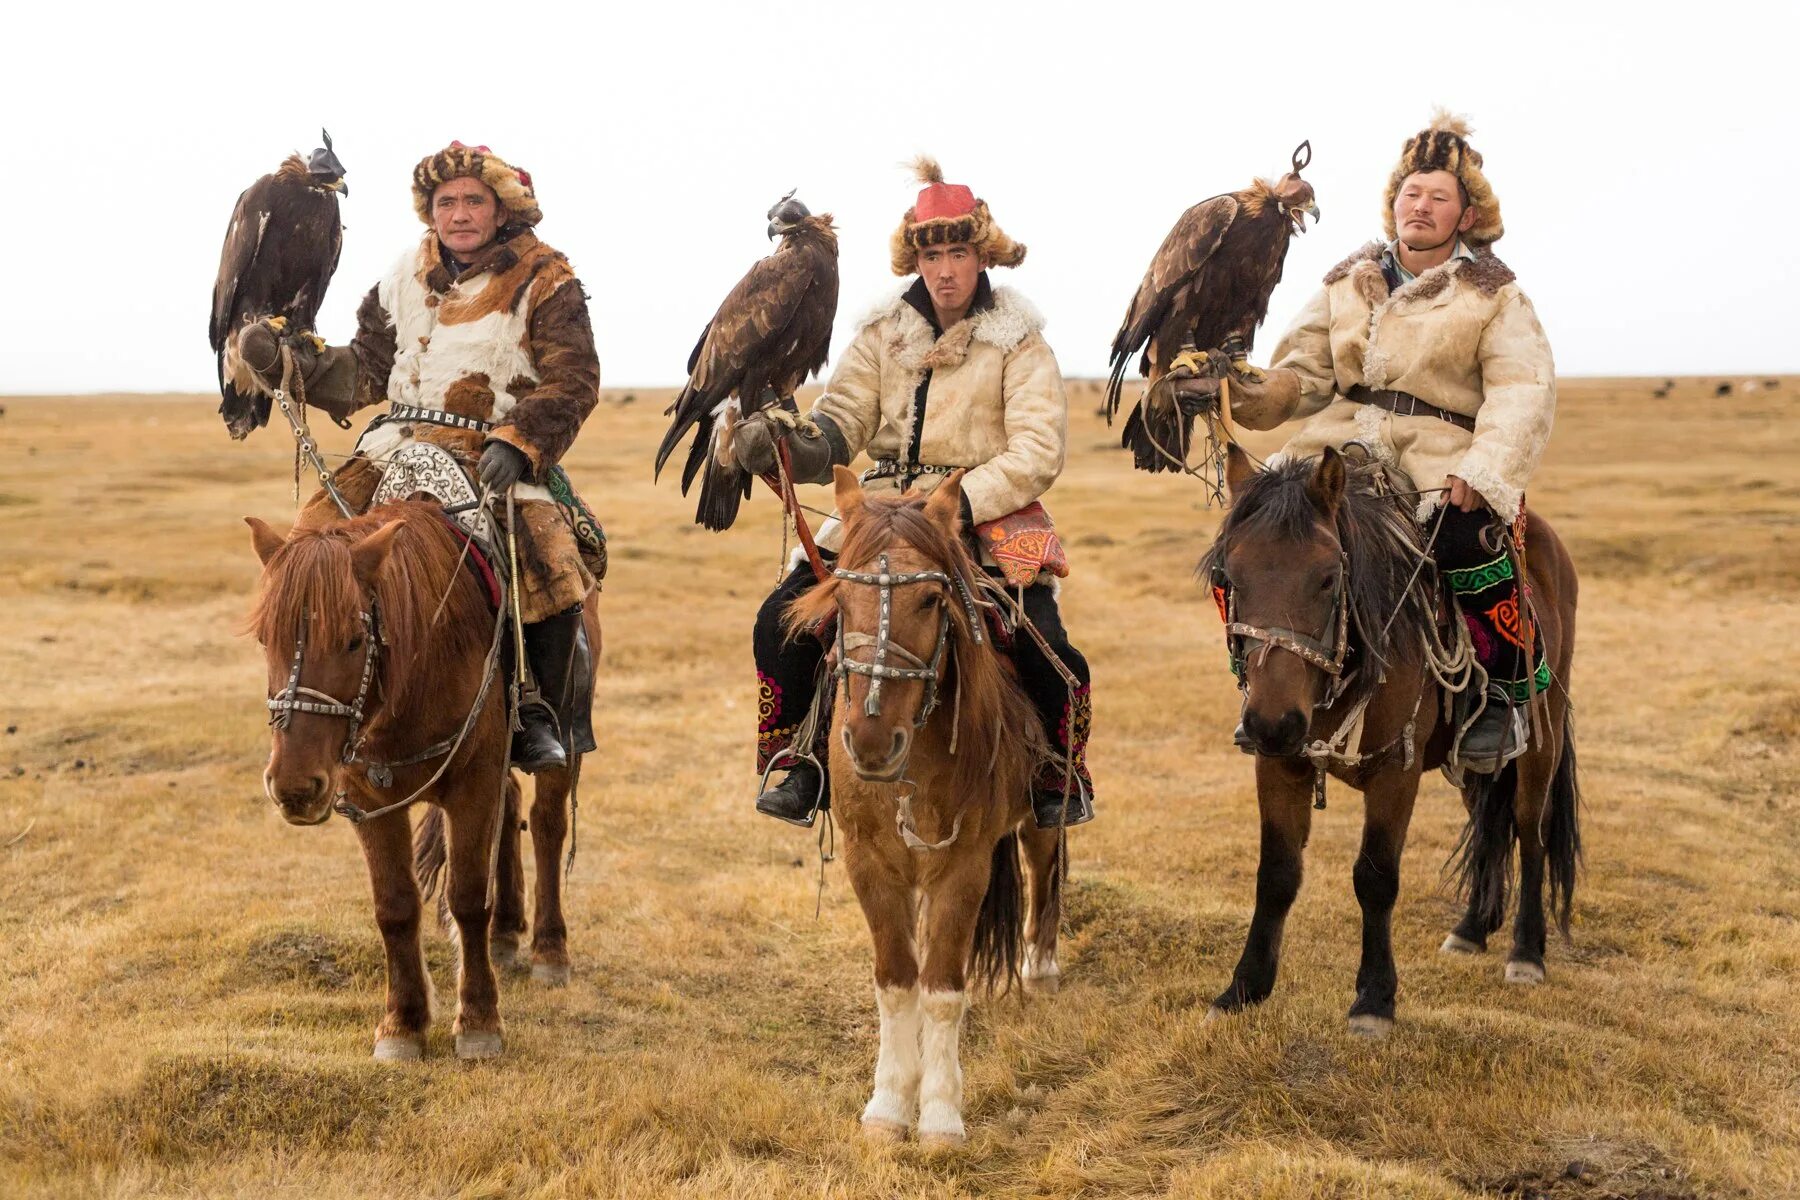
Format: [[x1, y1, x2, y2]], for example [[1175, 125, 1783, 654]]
[[3, 0, 1794, 393]]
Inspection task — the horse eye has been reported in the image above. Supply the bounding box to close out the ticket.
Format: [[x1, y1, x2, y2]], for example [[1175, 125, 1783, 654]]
[[919, 592, 941, 609], [346, 636, 364, 652]]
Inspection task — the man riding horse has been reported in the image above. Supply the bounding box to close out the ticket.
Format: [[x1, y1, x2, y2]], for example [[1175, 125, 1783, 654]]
[[238, 141, 600, 774], [1196, 112, 1555, 770], [735, 158, 1095, 830]]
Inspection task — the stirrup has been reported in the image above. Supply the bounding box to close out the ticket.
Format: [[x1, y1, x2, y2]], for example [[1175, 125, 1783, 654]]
[[756, 750, 825, 829]]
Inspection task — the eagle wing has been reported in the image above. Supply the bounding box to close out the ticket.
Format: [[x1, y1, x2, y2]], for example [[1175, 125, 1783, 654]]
[[210, 180, 271, 353], [1104, 193, 1239, 421]]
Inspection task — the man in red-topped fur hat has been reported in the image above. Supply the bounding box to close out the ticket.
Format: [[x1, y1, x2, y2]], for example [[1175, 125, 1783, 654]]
[[734, 158, 1094, 831], [237, 141, 602, 775]]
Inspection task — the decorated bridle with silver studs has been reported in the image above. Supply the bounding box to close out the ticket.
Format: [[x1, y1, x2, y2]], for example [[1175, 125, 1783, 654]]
[[266, 603, 382, 767], [1215, 549, 1352, 705], [832, 552, 984, 726]]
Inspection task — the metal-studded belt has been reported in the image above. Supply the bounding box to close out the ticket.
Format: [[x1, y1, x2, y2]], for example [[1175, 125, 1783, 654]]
[[1345, 385, 1476, 433], [387, 402, 495, 433], [860, 459, 968, 484]]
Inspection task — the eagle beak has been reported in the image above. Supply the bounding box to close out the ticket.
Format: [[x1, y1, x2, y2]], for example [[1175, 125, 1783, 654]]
[[767, 220, 790, 240], [335, 179, 349, 197]]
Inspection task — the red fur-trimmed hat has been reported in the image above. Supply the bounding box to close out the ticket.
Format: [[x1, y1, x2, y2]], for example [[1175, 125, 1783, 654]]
[[888, 156, 1026, 276], [412, 141, 541, 228]]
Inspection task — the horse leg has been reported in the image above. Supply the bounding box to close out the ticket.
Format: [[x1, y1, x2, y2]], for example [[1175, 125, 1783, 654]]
[[490, 774, 527, 973], [528, 761, 575, 986], [844, 852, 920, 1142], [1019, 827, 1065, 995], [1348, 767, 1420, 1038], [915, 852, 995, 1149], [1505, 736, 1558, 985], [1211, 755, 1313, 1018], [443, 778, 505, 1059], [357, 813, 433, 1061]]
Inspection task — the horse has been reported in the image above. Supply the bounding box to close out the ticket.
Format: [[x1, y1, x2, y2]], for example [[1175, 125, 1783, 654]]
[[1199, 445, 1580, 1036], [244, 499, 598, 1059], [784, 467, 1066, 1147]]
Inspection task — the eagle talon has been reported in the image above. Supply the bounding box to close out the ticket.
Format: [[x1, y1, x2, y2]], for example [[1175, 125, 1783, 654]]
[[306, 333, 327, 353], [1229, 358, 1265, 383], [265, 316, 288, 334], [1168, 348, 1211, 378]]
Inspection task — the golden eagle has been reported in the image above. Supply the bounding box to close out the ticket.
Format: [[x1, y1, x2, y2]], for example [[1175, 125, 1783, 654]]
[[210, 130, 347, 440], [655, 193, 839, 530], [1106, 142, 1318, 472]]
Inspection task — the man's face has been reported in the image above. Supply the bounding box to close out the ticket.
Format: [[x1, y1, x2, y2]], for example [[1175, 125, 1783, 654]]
[[433, 177, 506, 261], [1393, 170, 1477, 250], [917, 242, 983, 317]]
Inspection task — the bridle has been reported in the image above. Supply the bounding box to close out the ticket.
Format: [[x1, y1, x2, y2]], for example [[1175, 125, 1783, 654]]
[[267, 603, 382, 767], [832, 551, 984, 726], [1215, 548, 1352, 708]]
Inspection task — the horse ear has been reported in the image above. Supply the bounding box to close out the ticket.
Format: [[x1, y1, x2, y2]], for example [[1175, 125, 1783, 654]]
[[245, 516, 287, 565], [832, 465, 865, 520], [924, 469, 967, 534], [1307, 447, 1346, 520], [1224, 443, 1258, 500], [349, 520, 405, 589]]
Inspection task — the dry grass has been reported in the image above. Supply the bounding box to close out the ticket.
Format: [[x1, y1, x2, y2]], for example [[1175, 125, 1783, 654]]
[[0, 377, 1796, 1198]]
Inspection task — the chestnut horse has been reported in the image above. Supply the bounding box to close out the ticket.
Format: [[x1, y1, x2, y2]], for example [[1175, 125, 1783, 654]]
[[1200, 446, 1580, 1036], [245, 500, 596, 1059], [785, 468, 1065, 1147]]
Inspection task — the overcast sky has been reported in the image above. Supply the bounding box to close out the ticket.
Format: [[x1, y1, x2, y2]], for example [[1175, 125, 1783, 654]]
[[3, 1, 1793, 394]]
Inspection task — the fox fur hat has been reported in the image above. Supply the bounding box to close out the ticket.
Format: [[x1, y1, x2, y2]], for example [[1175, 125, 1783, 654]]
[[412, 141, 542, 228], [1383, 110, 1503, 245], [889, 156, 1027, 275]]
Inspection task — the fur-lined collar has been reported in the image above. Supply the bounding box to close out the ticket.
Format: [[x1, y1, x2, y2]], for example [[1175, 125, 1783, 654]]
[[1324, 238, 1516, 308], [419, 230, 537, 294], [860, 282, 1046, 373]]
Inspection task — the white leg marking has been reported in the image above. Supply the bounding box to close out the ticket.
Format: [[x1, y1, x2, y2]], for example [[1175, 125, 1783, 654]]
[[861, 984, 921, 1136], [916, 989, 968, 1146], [1022, 944, 1061, 995]]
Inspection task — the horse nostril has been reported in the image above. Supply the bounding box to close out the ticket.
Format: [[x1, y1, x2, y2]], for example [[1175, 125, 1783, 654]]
[[890, 730, 907, 761]]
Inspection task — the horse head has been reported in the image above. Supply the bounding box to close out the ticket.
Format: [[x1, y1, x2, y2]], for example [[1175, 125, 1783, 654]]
[[245, 514, 404, 825], [801, 467, 981, 782], [1211, 445, 1350, 758]]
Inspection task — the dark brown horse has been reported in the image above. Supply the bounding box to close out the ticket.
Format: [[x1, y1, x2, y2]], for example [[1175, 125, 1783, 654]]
[[245, 500, 597, 1058], [1201, 446, 1580, 1036], [785, 468, 1065, 1146]]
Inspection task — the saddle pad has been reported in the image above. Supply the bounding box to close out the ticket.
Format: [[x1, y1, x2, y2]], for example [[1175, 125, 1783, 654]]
[[976, 501, 1068, 589]]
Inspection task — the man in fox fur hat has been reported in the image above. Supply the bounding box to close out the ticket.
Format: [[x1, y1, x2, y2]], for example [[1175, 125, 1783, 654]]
[[1202, 111, 1556, 769], [734, 157, 1094, 830], [238, 141, 600, 774]]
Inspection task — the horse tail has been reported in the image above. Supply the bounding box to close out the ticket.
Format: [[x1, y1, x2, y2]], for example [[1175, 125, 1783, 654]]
[[970, 831, 1024, 994], [1545, 712, 1583, 938], [1452, 762, 1518, 939], [412, 805, 448, 904]]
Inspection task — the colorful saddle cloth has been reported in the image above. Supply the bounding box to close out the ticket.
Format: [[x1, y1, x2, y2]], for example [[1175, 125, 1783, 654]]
[[976, 501, 1068, 589]]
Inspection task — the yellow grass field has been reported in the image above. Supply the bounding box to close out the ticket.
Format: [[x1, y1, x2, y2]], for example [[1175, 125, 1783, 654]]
[[1, 378, 1796, 1198]]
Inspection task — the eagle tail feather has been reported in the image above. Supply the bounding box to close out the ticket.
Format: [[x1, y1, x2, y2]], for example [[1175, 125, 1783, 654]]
[[695, 463, 749, 532], [1120, 398, 1196, 475]]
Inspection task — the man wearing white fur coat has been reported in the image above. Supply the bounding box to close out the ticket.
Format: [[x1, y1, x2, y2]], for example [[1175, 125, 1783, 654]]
[[735, 159, 1094, 830], [1222, 112, 1557, 766]]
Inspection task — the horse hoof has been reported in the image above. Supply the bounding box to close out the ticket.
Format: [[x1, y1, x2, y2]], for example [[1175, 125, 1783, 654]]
[[373, 1035, 424, 1062], [1023, 971, 1061, 997], [1440, 933, 1484, 955], [860, 1118, 908, 1144], [1347, 1014, 1394, 1039], [918, 1127, 966, 1151], [455, 1030, 504, 1060], [531, 961, 571, 987], [490, 938, 525, 972], [1203, 1005, 1232, 1024], [1504, 960, 1546, 986]]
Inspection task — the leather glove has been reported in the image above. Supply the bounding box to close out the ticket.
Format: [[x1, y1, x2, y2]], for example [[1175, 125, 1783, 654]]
[[301, 346, 361, 423], [729, 411, 781, 475], [236, 321, 286, 387], [478, 441, 529, 492]]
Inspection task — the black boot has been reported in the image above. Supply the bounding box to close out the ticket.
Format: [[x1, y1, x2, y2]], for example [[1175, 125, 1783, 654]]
[[1457, 686, 1528, 774], [511, 607, 589, 775], [1032, 777, 1094, 829], [757, 758, 827, 827]]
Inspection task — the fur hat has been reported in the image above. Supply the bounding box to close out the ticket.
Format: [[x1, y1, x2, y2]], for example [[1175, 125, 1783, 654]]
[[412, 141, 541, 228], [1382, 109, 1503, 245], [888, 157, 1026, 276]]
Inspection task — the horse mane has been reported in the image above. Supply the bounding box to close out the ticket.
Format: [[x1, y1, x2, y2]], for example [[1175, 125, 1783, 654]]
[[1200, 457, 1437, 696], [784, 495, 1047, 806], [246, 501, 491, 722]]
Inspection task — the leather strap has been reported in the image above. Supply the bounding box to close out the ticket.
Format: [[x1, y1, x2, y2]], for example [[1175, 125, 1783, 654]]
[[1346, 385, 1475, 433], [388, 402, 495, 433]]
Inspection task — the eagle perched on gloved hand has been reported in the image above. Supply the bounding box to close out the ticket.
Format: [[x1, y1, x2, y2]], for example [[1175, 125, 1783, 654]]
[[1106, 141, 1319, 472], [209, 130, 348, 440], [654, 192, 839, 531]]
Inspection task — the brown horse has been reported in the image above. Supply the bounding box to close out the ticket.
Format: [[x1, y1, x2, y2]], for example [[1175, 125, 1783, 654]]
[[785, 468, 1065, 1147], [1200, 446, 1580, 1036], [245, 500, 597, 1058]]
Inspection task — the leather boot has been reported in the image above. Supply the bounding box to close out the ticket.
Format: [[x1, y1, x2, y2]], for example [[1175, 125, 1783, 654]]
[[757, 759, 827, 827], [511, 607, 587, 774], [1032, 777, 1094, 829], [1458, 685, 1528, 774]]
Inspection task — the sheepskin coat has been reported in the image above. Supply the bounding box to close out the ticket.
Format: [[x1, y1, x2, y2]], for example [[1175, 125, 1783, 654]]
[[809, 279, 1068, 553], [1234, 240, 1555, 521]]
